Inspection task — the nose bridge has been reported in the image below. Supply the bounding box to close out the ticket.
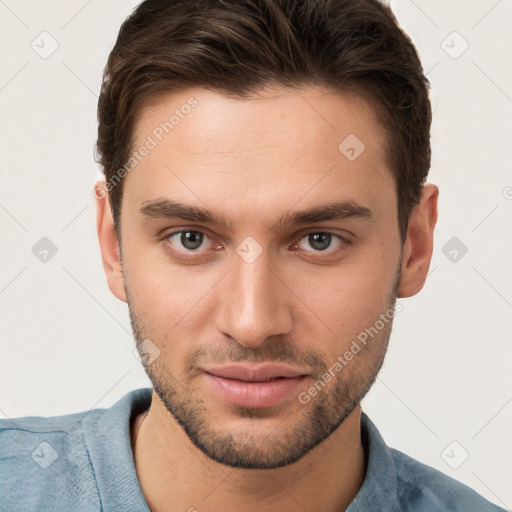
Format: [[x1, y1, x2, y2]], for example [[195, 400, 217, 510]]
[[215, 243, 293, 347]]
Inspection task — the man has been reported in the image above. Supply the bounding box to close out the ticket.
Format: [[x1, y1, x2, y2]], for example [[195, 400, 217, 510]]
[[0, 0, 505, 511]]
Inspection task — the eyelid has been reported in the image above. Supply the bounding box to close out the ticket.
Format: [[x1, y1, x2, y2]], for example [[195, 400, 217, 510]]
[[298, 228, 352, 241]]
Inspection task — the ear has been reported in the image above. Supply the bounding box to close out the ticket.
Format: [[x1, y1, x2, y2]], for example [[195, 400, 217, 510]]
[[94, 181, 127, 303], [397, 183, 439, 298]]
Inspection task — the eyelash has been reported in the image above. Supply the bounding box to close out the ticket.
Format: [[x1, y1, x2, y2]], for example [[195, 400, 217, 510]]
[[160, 228, 352, 259]]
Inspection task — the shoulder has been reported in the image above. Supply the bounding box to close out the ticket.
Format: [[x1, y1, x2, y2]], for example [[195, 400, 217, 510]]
[[390, 448, 506, 512], [0, 409, 104, 511], [0, 388, 151, 511]]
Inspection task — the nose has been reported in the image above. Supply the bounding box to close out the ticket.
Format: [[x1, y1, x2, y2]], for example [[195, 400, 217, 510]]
[[214, 247, 294, 348]]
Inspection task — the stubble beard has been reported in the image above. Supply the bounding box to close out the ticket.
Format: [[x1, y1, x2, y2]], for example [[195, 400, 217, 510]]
[[127, 265, 401, 469]]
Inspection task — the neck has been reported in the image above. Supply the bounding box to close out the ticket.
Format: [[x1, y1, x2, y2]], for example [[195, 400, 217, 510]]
[[131, 390, 366, 512]]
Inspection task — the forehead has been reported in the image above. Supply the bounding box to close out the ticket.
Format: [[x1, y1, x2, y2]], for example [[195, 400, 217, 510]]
[[123, 85, 394, 227]]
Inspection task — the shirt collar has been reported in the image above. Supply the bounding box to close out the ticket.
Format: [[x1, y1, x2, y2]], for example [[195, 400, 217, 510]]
[[83, 387, 152, 512], [347, 411, 401, 511]]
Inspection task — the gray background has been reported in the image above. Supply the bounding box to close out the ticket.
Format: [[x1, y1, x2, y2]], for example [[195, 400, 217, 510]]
[[0, 0, 511, 508]]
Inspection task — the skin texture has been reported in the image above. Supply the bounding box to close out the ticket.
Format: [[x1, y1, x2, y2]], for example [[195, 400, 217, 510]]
[[95, 85, 438, 512]]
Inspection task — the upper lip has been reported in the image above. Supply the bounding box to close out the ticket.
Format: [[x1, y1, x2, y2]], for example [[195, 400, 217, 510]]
[[203, 364, 308, 382]]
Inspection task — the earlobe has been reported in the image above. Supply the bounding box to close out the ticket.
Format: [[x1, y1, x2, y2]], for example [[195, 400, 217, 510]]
[[94, 181, 127, 303], [397, 183, 439, 298]]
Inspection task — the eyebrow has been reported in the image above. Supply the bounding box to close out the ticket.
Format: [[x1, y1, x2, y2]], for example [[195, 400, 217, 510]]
[[139, 198, 373, 231]]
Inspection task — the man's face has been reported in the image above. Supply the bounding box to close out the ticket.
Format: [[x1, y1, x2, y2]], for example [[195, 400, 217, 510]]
[[120, 85, 403, 469]]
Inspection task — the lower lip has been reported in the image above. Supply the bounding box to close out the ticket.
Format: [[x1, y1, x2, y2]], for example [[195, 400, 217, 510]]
[[203, 373, 307, 408]]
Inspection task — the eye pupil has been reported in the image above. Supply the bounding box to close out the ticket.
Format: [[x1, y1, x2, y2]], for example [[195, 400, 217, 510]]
[[181, 231, 203, 250], [309, 233, 331, 251]]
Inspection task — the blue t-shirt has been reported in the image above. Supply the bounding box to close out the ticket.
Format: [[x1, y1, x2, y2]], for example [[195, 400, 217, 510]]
[[0, 387, 505, 511]]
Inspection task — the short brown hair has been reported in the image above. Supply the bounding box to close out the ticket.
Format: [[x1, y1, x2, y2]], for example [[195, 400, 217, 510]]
[[96, 0, 431, 244]]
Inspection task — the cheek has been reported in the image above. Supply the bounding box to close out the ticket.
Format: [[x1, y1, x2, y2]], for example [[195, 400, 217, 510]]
[[291, 259, 396, 356], [124, 246, 220, 339]]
